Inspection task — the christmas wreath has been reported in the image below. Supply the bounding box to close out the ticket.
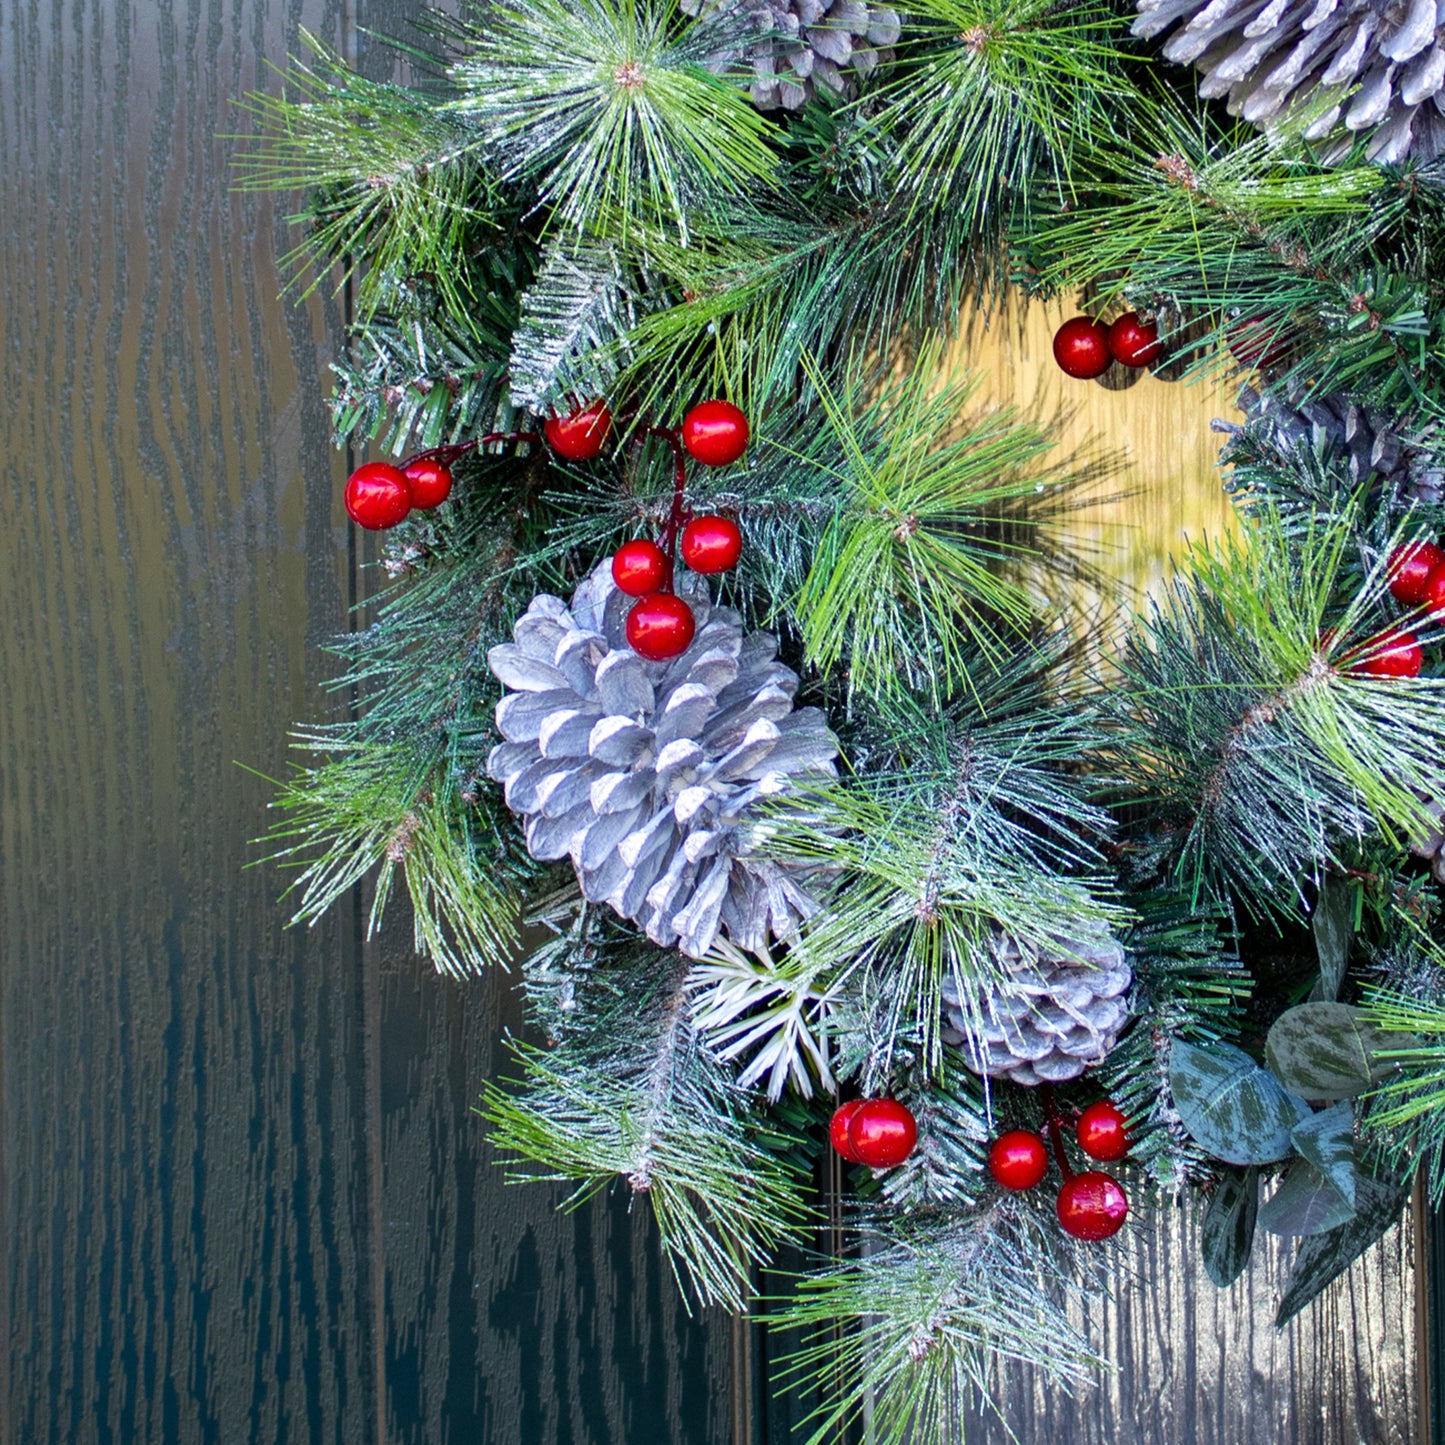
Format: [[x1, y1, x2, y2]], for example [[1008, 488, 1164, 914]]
[[243, 0, 1445, 1433]]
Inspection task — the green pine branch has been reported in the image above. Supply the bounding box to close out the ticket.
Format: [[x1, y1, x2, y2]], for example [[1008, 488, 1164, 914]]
[[773, 1213, 1103, 1445], [481, 957, 810, 1309]]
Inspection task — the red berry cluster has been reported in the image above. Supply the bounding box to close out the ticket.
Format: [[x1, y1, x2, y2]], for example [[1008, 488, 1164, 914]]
[[1052, 312, 1161, 381], [829, 1098, 919, 1169], [1348, 538, 1445, 680], [987, 1096, 1130, 1242], [343, 457, 455, 530], [601, 398, 750, 663]]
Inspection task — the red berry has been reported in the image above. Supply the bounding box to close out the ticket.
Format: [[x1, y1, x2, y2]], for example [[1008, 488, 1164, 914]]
[[847, 1099, 918, 1169], [681, 400, 749, 467], [344, 462, 412, 531], [1350, 628, 1423, 679], [829, 1102, 866, 1162], [1107, 312, 1161, 368], [1387, 541, 1445, 606], [1075, 1101, 1129, 1162], [612, 539, 670, 597], [1052, 316, 1112, 380], [1423, 563, 1445, 617], [545, 401, 613, 462], [403, 457, 453, 510], [1057, 1171, 1129, 1241], [1227, 316, 1293, 370], [680, 515, 743, 574], [625, 593, 696, 661], [987, 1130, 1049, 1191]]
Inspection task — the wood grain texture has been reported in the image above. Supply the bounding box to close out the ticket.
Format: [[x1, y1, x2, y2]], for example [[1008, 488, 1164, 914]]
[[0, 0, 733, 1440]]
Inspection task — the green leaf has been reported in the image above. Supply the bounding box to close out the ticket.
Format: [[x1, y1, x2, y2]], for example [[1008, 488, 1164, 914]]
[[1200, 1167, 1258, 1288], [1274, 1172, 1410, 1325], [1289, 1102, 1358, 1207], [1308, 875, 1353, 1002], [1265, 1002, 1396, 1101], [1257, 1159, 1356, 1238], [1169, 1040, 1311, 1165]]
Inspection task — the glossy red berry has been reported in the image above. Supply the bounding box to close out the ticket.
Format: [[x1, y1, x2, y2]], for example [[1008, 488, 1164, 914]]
[[1350, 628, 1423, 679], [680, 515, 743, 574], [1387, 541, 1445, 606], [545, 401, 613, 462], [1052, 316, 1112, 380], [403, 457, 453, 510], [829, 1102, 866, 1162], [344, 462, 412, 531], [612, 539, 670, 597], [681, 400, 749, 467], [1075, 1101, 1130, 1162], [1057, 1171, 1129, 1241], [847, 1099, 918, 1169], [1107, 312, 1161, 368], [987, 1130, 1049, 1191], [625, 593, 696, 661], [1423, 563, 1445, 617]]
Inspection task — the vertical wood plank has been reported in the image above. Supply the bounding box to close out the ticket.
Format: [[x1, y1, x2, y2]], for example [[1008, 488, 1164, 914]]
[[0, 0, 366, 1439]]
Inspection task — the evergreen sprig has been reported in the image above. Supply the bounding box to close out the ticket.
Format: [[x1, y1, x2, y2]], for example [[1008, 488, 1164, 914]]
[[481, 959, 809, 1309], [1117, 505, 1445, 914], [446, 0, 780, 242], [773, 1213, 1102, 1445]]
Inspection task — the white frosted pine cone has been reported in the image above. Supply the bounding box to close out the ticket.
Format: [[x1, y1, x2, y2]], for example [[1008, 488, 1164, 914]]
[[685, 0, 901, 110], [942, 928, 1133, 1086], [1134, 0, 1445, 164], [487, 562, 840, 958]]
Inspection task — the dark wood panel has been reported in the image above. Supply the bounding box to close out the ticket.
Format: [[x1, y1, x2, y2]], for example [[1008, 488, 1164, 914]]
[[0, 0, 735, 1439]]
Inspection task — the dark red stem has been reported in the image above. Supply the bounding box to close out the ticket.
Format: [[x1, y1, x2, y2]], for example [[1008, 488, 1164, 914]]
[[645, 426, 689, 594], [1039, 1085, 1074, 1181], [405, 430, 541, 467]]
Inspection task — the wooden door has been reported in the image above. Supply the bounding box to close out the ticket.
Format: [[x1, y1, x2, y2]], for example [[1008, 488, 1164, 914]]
[[0, 2, 732, 1440], [0, 1, 1427, 1441]]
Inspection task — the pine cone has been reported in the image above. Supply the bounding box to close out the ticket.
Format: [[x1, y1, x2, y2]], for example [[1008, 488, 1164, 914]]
[[686, 0, 901, 110], [1133, 0, 1445, 163], [1217, 383, 1445, 504], [942, 929, 1133, 1086], [487, 563, 840, 958]]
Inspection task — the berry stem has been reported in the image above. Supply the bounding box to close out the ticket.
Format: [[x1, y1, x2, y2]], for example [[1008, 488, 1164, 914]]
[[1039, 1085, 1075, 1181], [647, 425, 689, 593], [405, 430, 541, 467]]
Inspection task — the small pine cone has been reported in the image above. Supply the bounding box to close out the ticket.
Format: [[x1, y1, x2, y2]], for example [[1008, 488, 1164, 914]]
[[1133, 0, 1445, 164], [942, 928, 1133, 1087], [685, 0, 901, 110], [487, 562, 840, 958], [1217, 383, 1445, 505]]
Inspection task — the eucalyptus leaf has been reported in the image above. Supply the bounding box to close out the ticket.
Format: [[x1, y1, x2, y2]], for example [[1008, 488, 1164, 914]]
[[1275, 1172, 1411, 1326], [1257, 1158, 1355, 1237], [1289, 1102, 1357, 1207], [1264, 1003, 1396, 1101], [1169, 1039, 1311, 1165], [1308, 875, 1353, 1002], [1200, 1166, 1258, 1287]]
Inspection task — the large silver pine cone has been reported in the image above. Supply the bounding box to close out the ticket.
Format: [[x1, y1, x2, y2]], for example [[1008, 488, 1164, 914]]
[[1215, 382, 1445, 503], [942, 929, 1133, 1086], [1133, 0, 1445, 163], [685, 0, 901, 110], [486, 562, 840, 958]]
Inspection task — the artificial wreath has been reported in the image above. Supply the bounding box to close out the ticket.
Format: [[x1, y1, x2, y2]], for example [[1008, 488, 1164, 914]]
[[244, 0, 1445, 1433]]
